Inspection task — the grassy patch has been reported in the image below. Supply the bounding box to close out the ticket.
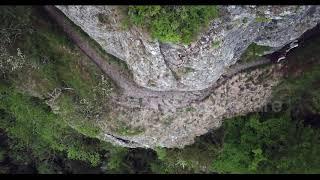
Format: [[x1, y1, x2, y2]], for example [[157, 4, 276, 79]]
[[0, 6, 126, 170], [238, 43, 272, 63], [115, 121, 145, 136], [126, 6, 219, 44], [0, 6, 115, 139], [255, 16, 272, 23], [211, 40, 221, 48]]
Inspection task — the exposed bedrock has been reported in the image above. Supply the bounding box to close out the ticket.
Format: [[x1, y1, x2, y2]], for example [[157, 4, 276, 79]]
[[57, 5, 320, 91], [50, 5, 320, 148]]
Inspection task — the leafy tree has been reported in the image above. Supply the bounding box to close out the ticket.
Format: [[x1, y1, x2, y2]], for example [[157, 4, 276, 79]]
[[212, 114, 320, 174]]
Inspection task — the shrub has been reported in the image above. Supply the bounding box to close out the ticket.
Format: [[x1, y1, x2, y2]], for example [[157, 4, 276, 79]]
[[239, 43, 271, 63], [212, 114, 320, 174], [126, 6, 219, 44]]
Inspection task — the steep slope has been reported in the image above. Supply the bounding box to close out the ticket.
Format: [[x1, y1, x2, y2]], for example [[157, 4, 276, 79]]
[[57, 5, 320, 91]]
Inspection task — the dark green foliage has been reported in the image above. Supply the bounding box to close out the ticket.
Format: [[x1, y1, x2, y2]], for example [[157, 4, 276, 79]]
[[239, 43, 271, 63], [1, 6, 115, 137], [126, 6, 219, 44], [212, 113, 320, 174], [150, 129, 224, 173], [0, 85, 104, 167], [0, 6, 119, 173], [272, 35, 320, 115], [0, 148, 5, 162], [212, 34, 320, 174], [97, 13, 110, 24], [1, 6, 320, 174], [101, 146, 129, 173], [0, 6, 32, 45]]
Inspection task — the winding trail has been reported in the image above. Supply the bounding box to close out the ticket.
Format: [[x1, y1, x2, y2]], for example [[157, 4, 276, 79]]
[[44, 6, 272, 111]]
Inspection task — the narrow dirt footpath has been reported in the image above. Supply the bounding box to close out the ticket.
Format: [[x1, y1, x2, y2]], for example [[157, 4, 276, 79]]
[[44, 6, 272, 111]]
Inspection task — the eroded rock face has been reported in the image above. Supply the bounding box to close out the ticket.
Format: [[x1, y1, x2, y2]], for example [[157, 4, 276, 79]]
[[57, 5, 320, 91], [98, 64, 283, 148], [52, 5, 320, 148]]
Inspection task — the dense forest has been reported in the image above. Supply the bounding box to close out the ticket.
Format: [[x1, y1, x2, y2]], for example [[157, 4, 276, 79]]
[[0, 6, 319, 174]]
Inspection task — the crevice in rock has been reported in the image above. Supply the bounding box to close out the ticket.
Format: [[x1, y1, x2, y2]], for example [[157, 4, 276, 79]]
[[158, 43, 181, 83], [105, 133, 145, 148]]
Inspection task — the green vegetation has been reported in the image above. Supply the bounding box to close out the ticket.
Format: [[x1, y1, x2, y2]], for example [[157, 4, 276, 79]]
[[0, 86, 104, 168], [115, 122, 145, 136], [255, 16, 272, 23], [211, 40, 221, 48], [185, 106, 196, 112], [0, 148, 5, 162], [272, 34, 320, 116], [211, 30, 320, 174], [212, 113, 320, 173], [97, 13, 110, 25], [126, 6, 219, 44], [151, 130, 223, 173], [239, 43, 272, 63], [0, 6, 319, 174], [0, 6, 122, 173], [175, 67, 196, 78]]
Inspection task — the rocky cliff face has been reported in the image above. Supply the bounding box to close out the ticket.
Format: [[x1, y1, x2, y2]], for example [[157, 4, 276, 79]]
[[98, 65, 283, 148], [57, 5, 320, 92], [53, 5, 320, 148]]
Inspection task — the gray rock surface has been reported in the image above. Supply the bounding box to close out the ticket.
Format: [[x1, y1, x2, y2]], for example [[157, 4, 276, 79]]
[[98, 64, 283, 148], [56, 5, 320, 91], [52, 5, 320, 148]]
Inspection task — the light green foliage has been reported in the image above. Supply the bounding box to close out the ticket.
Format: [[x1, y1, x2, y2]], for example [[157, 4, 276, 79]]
[[127, 6, 219, 44], [211, 40, 221, 48], [0, 86, 104, 167], [55, 95, 101, 138], [212, 114, 320, 174], [155, 147, 167, 161], [67, 146, 100, 167], [104, 146, 128, 172], [255, 16, 272, 23], [0, 6, 118, 171], [115, 122, 145, 136], [185, 106, 196, 112], [0, 6, 114, 139], [239, 43, 271, 63]]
